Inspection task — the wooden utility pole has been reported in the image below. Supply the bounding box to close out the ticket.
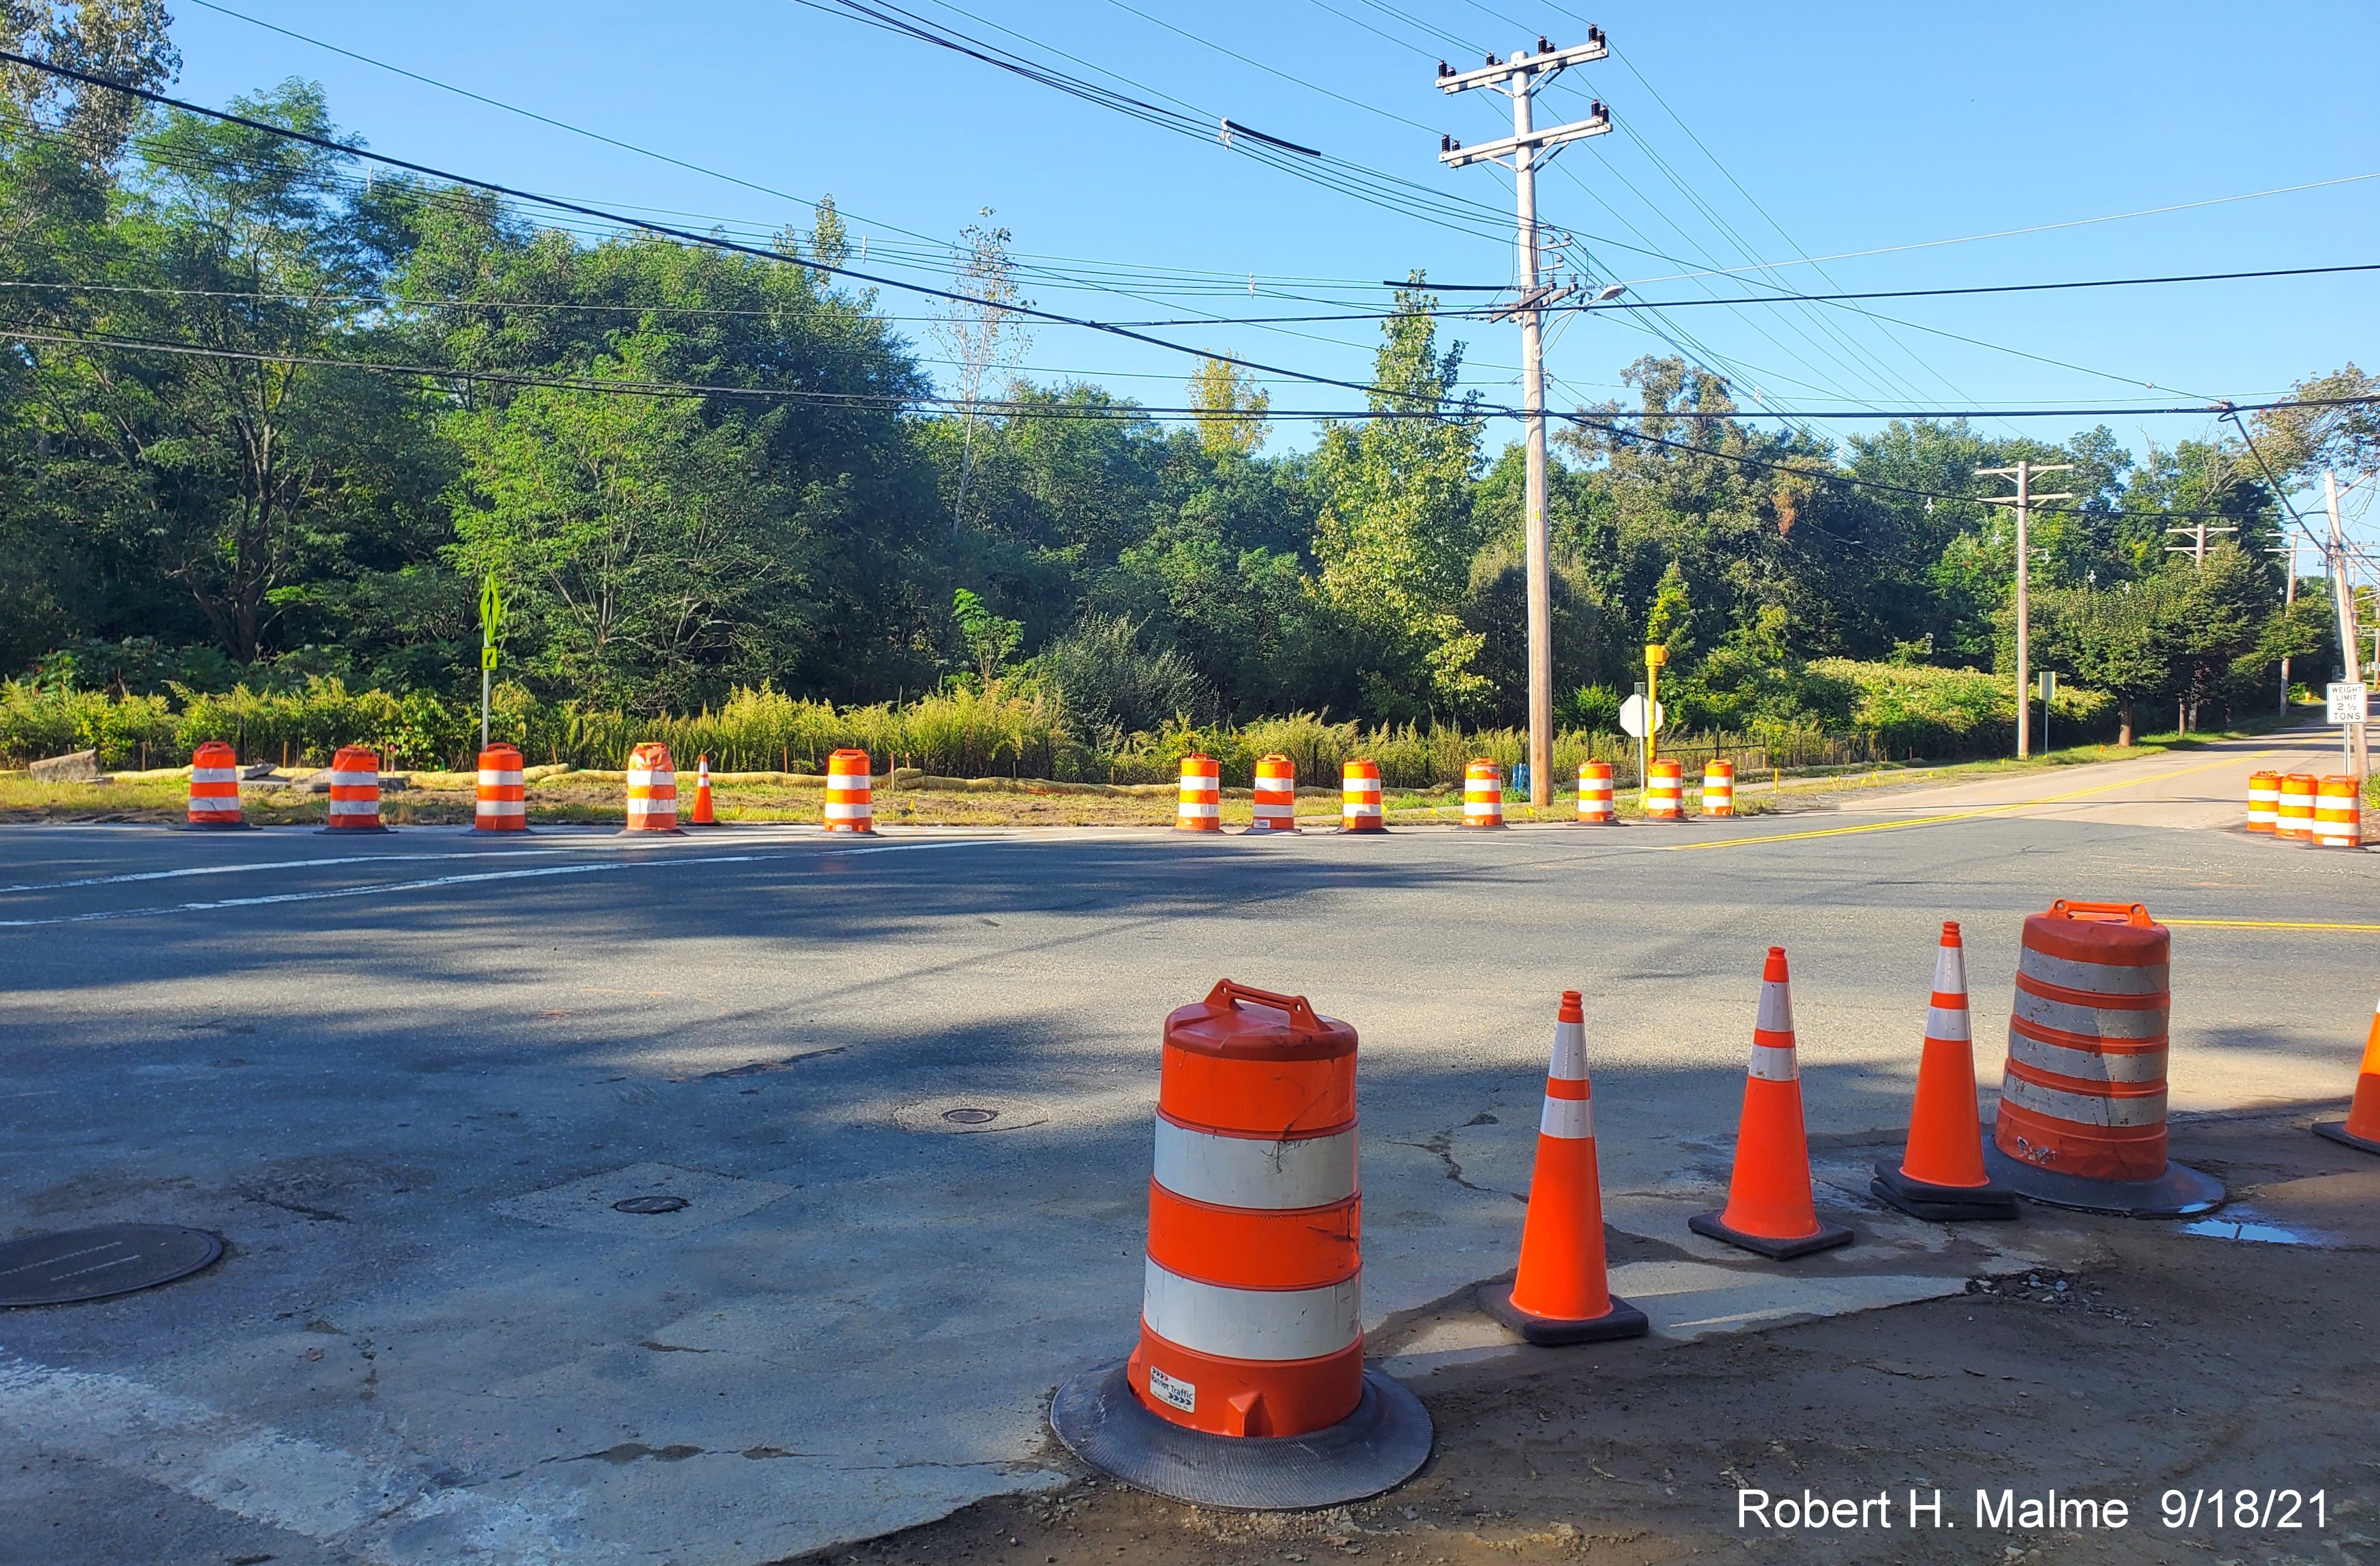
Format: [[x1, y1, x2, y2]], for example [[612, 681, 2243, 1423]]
[[1977, 462, 2073, 758], [2324, 469, 2369, 778], [1438, 34, 1610, 806]]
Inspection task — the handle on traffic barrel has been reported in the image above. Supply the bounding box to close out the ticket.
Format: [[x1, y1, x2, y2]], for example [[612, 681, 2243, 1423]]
[[2046, 898, 2155, 927], [1202, 978, 1323, 1032]]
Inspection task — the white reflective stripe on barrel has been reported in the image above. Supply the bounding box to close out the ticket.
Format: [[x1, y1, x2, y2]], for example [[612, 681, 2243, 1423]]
[[479, 769, 524, 786], [190, 768, 239, 784], [1343, 778, 1380, 794], [1462, 801, 1500, 815], [628, 772, 673, 788], [1926, 1004, 1971, 1042], [477, 800, 526, 816], [626, 803, 673, 818], [2010, 987, 2167, 1041], [1140, 1260, 1361, 1362], [2000, 1071, 2167, 1127], [327, 770, 377, 787], [2008, 1032, 2168, 1085], [1177, 803, 1219, 818], [1539, 1094, 1593, 1139], [1756, 981, 1794, 1034], [2016, 945, 2168, 997], [1748, 1043, 1800, 1082], [327, 799, 381, 816], [1343, 803, 1382, 817], [823, 802, 873, 819], [1151, 1118, 1356, 1210]]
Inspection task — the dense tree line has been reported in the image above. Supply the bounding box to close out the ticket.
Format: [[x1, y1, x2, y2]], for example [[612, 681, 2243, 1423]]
[[0, 31, 2367, 748]]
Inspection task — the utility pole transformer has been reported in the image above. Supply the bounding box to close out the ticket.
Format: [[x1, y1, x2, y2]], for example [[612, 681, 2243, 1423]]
[[1438, 33, 1612, 807], [1977, 461, 2073, 758]]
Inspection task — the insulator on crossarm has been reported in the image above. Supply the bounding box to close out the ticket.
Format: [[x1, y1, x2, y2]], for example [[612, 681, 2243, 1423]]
[[1538, 35, 1551, 53]]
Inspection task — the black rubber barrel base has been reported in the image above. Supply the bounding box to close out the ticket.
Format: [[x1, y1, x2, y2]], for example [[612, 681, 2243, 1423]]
[[316, 825, 393, 835], [1336, 825, 1387, 835], [1049, 1361, 1432, 1511], [1981, 1142, 2224, 1217], [2312, 1121, 2380, 1156], [1480, 1286, 1650, 1345], [1689, 1210, 1855, 1261], [618, 828, 687, 838], [1870, 1157, 2021, 1222], [178, 821, 255, 832]]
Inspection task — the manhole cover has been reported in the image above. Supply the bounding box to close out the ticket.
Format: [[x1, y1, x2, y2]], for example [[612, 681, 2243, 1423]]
[[612, 1195, 691, 1214], [0, 1224, 224, 1308], [894, 1096, 1050, 1135]]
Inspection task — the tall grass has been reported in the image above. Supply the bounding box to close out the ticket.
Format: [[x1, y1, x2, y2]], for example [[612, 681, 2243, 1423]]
[[0, 659, 2119, 778]]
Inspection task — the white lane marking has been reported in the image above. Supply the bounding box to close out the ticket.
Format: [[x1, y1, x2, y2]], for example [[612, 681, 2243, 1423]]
[[0, 857, 764, 928], [0, 850, 576, 897], [0, 1350, 600, 1562]]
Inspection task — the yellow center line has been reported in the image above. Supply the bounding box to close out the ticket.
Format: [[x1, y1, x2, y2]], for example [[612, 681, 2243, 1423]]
[[1663, 747, 2287, 852]]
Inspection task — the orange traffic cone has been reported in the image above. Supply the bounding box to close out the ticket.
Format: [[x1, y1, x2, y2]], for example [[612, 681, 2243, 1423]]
[[1871, 922, 2019, 1220], [690, 754, 718, 826], [1689, 947, 1854, 1259], [1485, 992, 1648, 1344], [2314, 995, 2380, 1156]]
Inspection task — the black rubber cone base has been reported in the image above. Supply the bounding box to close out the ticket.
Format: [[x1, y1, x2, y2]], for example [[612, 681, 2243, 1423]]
[[1981, 1142, 2224, 1217], [1688, 1210, 1854, 1261], [0, 1224, 222, 1308], [1481, 1286, 1649, 1346], [2312, 1121, 2380, 1156], [1870, 1157, 2020, 1222], [1049, 1361, 1431, 1511]]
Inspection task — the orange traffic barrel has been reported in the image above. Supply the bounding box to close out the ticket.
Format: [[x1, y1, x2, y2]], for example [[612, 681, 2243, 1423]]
[[322, 745, 389, 833], [184, 741, 245, 830], [2314, 995, 2380, 1156], [1701, 759, 1735, 818], [1645, 759, 1683, 820], [2246, 769, 2279, 833], [1576, 761, 1613, 824], [1176, 754, 1220, 832], [1871, 922, 2017, 1221], [1983, 899, 2221, 1216], [1245, 754, 1296, 835], [474, 744, 527, 832], [2315, 775, 2362, 848], [824, 749, 873, 833], [1462, 759, 1504, 827], [2276, 772, 2317, 842], [1048, 980, 1431, 1509], [624, 743, 680, 834], [1339, 759, 1384, 833]]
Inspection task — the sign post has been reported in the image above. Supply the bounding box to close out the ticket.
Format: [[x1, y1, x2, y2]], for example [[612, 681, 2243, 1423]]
[[477, 571, 503, 753], [1619, 687, 1664, 796], [2038, 669, 2056, 756], [2328, 680, 2368, 776]]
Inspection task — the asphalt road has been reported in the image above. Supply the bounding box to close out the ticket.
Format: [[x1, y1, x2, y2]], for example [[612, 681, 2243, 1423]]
[[1, 728, 2370, 1565]]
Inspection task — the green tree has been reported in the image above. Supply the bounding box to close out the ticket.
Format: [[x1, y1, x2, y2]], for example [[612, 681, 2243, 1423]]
[[1311, 278, 1486, 719], [1188, 353, 1270, 456], [447, 336, 810, 712], [2036, 578, 2175, 744], [950, 587, 1021, 683]]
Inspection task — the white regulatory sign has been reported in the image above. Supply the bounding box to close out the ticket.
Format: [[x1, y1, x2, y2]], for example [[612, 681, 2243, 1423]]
[[1619, 694, 1665, 739], [2327, 681, 2368, 725]]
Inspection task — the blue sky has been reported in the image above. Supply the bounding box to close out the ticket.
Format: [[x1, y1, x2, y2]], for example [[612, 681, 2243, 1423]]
[[174, 0, 2376, 482]]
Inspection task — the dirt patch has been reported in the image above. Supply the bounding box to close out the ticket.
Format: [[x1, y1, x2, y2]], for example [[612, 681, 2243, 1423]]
[[787, 1111, 2379, 1564]]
